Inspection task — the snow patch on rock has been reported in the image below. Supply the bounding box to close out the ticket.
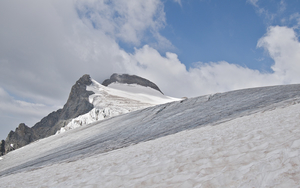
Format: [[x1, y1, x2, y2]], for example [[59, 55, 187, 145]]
[[56, 79, 180, 134]]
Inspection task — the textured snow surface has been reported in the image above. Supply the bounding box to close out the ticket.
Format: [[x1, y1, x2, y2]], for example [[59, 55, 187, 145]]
[[56, 80, 180, 134], [1, 102, 300, 187], [107, 82, 179, 104], [1, 84, 300, 187]]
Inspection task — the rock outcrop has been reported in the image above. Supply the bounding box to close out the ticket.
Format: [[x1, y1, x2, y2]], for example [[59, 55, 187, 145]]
[[102, 73, 163, 94], [4, 74, 94, 154], [4, 123, 38, 153], [1, 140, 5, 156], [32, 74, 94, 138]]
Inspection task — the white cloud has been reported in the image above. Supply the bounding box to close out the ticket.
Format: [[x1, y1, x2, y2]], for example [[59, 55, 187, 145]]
[[118, 26, 300, 98], [120, 45, 279, 98], [76, 0, 171, 48], [258, 26, 300, 84], [0, 0, 126, 105]]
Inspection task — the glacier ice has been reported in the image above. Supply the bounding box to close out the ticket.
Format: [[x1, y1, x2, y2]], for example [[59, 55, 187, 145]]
[[56, 79, 180, 134]]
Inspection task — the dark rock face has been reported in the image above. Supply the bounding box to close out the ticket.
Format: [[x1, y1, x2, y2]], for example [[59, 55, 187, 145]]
[[59, 74, 94, 120], [4, 123, 38, 153], [1, 140, 5, 156], [4, 74, 94, 154], [32, 74, 94, 137], [31, 109, 63, 139], [102, 73, 163, 94]]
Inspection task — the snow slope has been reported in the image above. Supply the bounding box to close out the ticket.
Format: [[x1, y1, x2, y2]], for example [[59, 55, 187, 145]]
[[1, 102, 300, 187], [56, 79, 180, 134], [1, 84, 300, 187]]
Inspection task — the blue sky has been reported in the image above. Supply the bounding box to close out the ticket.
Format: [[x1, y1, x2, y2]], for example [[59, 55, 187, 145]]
[[1, 0, 300, 139], [117, 0, 300, 73], [131, 0, 300, 72], [163, 0, 269, 71]]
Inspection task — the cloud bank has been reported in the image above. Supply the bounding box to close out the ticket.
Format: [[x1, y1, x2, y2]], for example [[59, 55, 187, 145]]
[[0, 0, 300, 139]]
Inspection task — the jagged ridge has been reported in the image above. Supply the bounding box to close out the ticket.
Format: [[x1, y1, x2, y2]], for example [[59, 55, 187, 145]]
[[4, 74, 94, 153]]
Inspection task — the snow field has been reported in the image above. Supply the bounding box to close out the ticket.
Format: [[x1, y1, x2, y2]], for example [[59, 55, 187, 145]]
[[1, 102, 300, 187], [89, 80, 180, 105]]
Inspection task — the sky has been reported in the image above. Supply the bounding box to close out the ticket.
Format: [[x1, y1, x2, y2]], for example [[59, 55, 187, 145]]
[[1, 0, 300, 140]]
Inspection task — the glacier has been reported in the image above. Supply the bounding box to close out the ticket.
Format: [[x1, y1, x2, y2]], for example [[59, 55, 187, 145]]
[[1, 84, 300, 187], [56, 79, 180, 134]]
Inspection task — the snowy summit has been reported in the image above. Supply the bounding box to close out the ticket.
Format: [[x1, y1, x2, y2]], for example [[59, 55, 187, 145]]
[[57, 74, 180, 134]]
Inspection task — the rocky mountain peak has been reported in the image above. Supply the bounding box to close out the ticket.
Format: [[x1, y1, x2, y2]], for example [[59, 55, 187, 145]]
[[102, 73, 163, 94], [76, 74, 93, 86], [5, 123, 37, 153], [65, 74, 93, 105], [16, 123, 27, 132], [33, 74, 95, 137], [4, 74, 95, 154]]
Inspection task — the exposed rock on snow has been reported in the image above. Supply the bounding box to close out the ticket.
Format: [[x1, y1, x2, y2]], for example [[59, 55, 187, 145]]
[[4, 123, 37, 153], [102, 73, 163, 94], [57, 74, 94, 121]]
